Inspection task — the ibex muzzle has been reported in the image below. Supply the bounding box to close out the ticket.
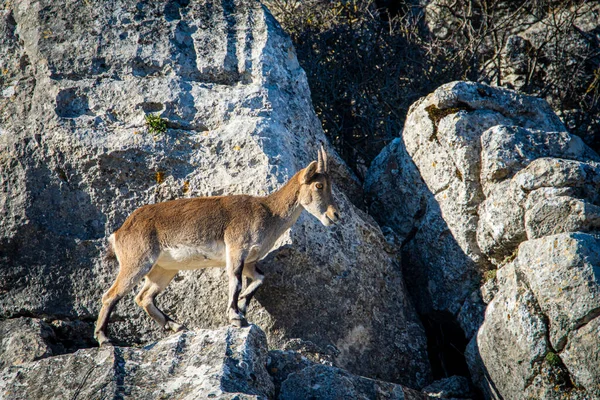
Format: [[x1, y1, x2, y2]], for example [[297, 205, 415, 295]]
[[94, 146, 339, 346]]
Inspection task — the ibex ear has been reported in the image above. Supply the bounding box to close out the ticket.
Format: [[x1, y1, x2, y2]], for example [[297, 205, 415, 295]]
[[301, 161, 318, 184]]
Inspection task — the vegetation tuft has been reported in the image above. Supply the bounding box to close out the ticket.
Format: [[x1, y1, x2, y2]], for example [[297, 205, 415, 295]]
[[545, 351, 561, 367], [145, 114, 167, 135], [483, 269, 497, 283]]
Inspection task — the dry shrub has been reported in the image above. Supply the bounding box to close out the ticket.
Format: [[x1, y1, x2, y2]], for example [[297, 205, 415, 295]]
[[263, 0, 600, 177]]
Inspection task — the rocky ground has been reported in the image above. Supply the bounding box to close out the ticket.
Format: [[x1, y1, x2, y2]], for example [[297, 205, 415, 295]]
[[1, 0, 599, 399]]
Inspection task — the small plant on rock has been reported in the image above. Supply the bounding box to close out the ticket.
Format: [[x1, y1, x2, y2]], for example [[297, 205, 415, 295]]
[[145, 114, 167, 135], [483, 269, 497, 283], [545, 351, 561, 367]]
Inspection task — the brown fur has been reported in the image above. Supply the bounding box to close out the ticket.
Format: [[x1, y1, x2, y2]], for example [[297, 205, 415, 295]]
[[94, 148, 340, 346]]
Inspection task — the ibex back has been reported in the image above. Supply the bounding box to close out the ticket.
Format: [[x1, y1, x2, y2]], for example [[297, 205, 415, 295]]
[[95, 146, 340, 346]]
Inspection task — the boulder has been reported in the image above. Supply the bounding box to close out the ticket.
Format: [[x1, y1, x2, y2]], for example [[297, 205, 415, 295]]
[[0, 0, 429, 387], [366, 81, 565, 319], [0, 325, 274, 400], [561, 316, 600, 394], [466, 245, 597, 400], [465, 263, 550, 400], [515, 234, 600, 351], [367, 81, 600, 398], [477, 125, 600, 263]]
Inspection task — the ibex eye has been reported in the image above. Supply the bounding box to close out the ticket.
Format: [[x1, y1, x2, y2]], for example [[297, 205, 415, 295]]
[[315, 183, 324, 189]]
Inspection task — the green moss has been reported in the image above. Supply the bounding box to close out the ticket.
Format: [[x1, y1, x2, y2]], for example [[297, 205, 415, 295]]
[[145, 114, 167, 135], [483, 269, 497, 283], [545, 351, 561, 367]]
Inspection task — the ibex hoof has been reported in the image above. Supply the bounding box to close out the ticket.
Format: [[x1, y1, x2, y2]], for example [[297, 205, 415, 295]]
[[165, 321, 186, 333], [229, 316, 248, 328], [95, 333, 113, 347]]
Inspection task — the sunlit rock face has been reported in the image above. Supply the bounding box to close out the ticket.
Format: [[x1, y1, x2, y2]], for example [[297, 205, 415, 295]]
[[367, 81, 600, 398], [0, 0, 430, 388]]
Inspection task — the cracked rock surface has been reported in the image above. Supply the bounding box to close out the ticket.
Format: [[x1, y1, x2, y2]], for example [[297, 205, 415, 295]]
[[0, 325, 274, 400], [0, 0, 429, 388], [367, 81, 600, 398], [0, 325, 434, 400]]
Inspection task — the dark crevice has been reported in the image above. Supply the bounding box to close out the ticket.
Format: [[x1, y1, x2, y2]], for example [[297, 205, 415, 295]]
[[422, 311, 470, 379], [420, 311, 483, 400], [569, 306, 600, 344], [112, 347, 127, 400], [1, 314, 99, 355], [400, 195, 428, 247]]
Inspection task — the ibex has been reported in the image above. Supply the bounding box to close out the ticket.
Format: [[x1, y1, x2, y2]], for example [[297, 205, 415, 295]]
[[95, 146, 340, 346]]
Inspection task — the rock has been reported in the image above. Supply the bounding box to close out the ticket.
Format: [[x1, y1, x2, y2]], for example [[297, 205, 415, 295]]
[[421, 375, 471, 399], [465, 263, 550, 400], [366, 81, 564, 319], [0, 318, 57, 369], [477, 125, 600, 263], [267, 350, 314, 397], [278, 364, 432, 400], [365, 138, 428, 245], [561, 316, 600, 395], [367, 81, 600, 398], [515, 234, 600, 351], [0, 0, 429, 387], [479, 126, 599, 196], [466, 258, 593, 400], [0, 325, 274, 400]]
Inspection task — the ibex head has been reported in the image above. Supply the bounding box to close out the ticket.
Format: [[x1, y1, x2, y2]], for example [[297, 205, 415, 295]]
[[299, 145, 340, 226]]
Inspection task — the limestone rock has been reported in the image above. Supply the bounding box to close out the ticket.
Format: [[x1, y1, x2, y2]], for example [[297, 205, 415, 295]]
[[367, 81, 600, 399], [0, 325, 274, 400], [465, 263, 549, 400], [561, 316, 600, 395], [0, 0, 429, 387], [365, 137, 427, 244], [278, 364, 431, 400], [515, 234, 600, 351], [466, 254, 595, 400], [366, 81, 564, 319], [0, 318, 57, 369], [477, 125, 600, 263]]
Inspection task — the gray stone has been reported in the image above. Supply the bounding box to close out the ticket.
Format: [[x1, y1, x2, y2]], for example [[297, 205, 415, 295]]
[[365, 137, 428, 244], [267, 350, 314, 397], [278, 364, 432, 400], [0, 0, 430, 387], [366, 81, 565, 320], [561, 316, 600, 396], [467, 236, 600, 399], [422, 375, 471, 399], [367, 80, 600, 399], [515, 233, 600, 351], [0, 318, 57, 369], [479, 126, 599, 196], [477, 126, 600, 264], [269, 348, 434, 400], [465, 263, 549, 400], [0, 325, 274, 400]]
